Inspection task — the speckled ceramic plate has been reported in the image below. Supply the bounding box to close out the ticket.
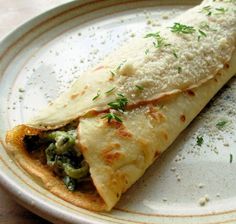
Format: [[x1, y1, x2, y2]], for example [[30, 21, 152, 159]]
[[0, 0, 236, 223]]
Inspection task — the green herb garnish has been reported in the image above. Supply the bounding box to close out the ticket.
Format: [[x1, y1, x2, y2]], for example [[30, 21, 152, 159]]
[[92, 90, 101, 101], [145, 49, 150, 55], [196, 136, 204, 146], [199, 22, 217, 32], [198, 29, 207, 41], [108, 94, 128, 112], [215, 7, 228, 14], [199, 23, 210, 30], [105, 87, 116, 94], [110, 60, 127, 76], [102, 94, 128, 123], [117, 93, 125, 97], [213, 0, 235, 2], [198, 29, 207, 37], [170, 23, 196, 34], [18, 88, 25, 93], [135, 85, 144, 91], [177, 66, 182, 73], [216, 120, 228, 129], [110, 71, 116, 77], [101, 113, 122, 123], [230, 154, 233, 163], [201, 5, 212, 16], [116, 60, 127, 71], [144, 32, 170, 48], [173, 50, 178, 58]]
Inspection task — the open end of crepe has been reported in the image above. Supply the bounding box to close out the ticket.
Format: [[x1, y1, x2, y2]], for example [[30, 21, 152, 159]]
[[5, 124, 108, 211]]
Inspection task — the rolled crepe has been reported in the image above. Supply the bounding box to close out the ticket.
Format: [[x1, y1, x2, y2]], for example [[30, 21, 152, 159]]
[[6, 0, 236, 211]]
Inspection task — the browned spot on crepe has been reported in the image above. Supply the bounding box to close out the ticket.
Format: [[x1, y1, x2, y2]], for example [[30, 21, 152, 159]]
[[180, 114, 186, 122], [224, 63, 230, 69], [162, 131, 169, 141], [154, 151, 160, 159], [116, 125, 132, 138], [186, 89, 195, 97], [101, 143, 122, 165], [70, 93, 80, 100], [146, 105, 166, 123], [93, 65, 107, 71]]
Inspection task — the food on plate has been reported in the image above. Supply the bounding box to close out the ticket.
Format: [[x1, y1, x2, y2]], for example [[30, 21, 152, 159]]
[[6, 0, 236, 211]]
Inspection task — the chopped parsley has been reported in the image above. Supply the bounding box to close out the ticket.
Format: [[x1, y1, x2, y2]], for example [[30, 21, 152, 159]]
[[110, 60, 127, 76], [101, 113, 122, 123], [92, 90, 100, 101], [144, 32, 170, 48], [170, 23, 196, 34], [105, 87, 116, 94], [201, 5, 212, 16], [198, 29, 207, 37], [196, 136, 204, 146], [199, 22, 217, 32], [198, 29, 207, 41], [216, 120, 228, 129], [108, 94, 128, 112], [230, 154, 233, 163], [135, 85, 144, 91], [110, 71, 116, 77], [116, 60, 127, 71], [215, 7, 228, 14], [102, 94, 128, 123], [145, 49, 150, 55], [199, 23, 210, 30], [201, 6, 228, 16], [213, 0, 234, 2], [18, 88, 25, 93], [177, 66, 182, 73], [173, 50, 178, 58]]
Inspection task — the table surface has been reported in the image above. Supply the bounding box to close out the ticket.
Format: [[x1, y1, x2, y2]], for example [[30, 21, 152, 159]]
[[0, 0, 71, 223]]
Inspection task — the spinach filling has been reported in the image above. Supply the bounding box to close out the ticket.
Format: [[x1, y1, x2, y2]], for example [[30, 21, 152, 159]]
[[23, 129, 89, 192]]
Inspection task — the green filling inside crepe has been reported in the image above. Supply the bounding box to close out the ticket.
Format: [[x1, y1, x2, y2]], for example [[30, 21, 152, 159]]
[[23, 127, 89, 192]]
